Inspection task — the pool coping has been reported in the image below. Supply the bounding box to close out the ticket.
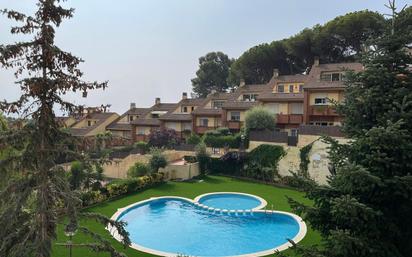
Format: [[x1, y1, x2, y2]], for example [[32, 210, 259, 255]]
[[107, 193, 307, 257], [193, 192, 267, 211]]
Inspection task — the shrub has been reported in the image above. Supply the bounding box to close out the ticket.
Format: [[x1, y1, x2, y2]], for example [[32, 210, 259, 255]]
[[127, 162, 150, 178], [106, 173, 165, 198], [244, 106, 276, 132], [134, 141, 149, 154], [148, 129, 180, 148], [80, 190, 107, 206], [203, 133, 241, 148], [186, 133, 201, 145], [299, 142, 313, 177], [195, 142, 210, 175], [248, 144, 286, 167], [69, 161, 84, 190], [149, 148, 167, 172]]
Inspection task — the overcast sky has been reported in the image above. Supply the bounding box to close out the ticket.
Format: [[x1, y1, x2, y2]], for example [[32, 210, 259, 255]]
[[0, 0, 408, 115]]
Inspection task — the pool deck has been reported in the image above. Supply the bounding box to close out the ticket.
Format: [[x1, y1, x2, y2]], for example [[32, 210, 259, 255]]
[[107, 192, 307, 257]]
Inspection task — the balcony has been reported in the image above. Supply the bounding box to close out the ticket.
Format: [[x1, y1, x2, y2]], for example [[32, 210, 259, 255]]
[[227, 121, 244, 130], [276, 114, 303, 124], [309, 105, 339, 116]]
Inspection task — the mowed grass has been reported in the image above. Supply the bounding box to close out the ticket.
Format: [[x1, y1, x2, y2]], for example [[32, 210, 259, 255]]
[[53, 176, 321, 257]]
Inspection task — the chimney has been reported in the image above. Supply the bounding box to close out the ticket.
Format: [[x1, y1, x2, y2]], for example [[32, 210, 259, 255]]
[[273, 69, 279, 78], [314, 56, 320, 66], [130, 102, 136, 109], [239, 79, 246, 87], [182, 92, 188, 100], [155, 97, 161, 105]]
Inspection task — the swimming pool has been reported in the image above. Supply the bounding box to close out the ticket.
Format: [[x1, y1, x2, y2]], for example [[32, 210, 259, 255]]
[[109, 193, 306, 257], [195, 192, 266, 210]]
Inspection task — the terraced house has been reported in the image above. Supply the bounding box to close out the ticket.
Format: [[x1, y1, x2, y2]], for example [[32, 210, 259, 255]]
[[130, 98, 177, 142], [100, 59, 364, 142], [106, 103, 150, 139], [303, 59, 364, 126], [159, 93, 205, 139], [258, 69, 307, 136]]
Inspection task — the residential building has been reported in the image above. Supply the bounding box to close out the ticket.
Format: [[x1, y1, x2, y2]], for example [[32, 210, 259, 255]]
[[191, 91, 236, 134], [130, 98, 177, 142], [303, 58, 363, 126], [222, 81, 270, 132], [69, 112, 119, 137], [159, 92, 205, 139], [55, 116, 77, 128], [106, 103, 149, 139], [258, 69, 307, 135]]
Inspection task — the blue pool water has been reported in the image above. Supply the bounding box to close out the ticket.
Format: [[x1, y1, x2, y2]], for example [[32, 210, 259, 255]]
[[198, 193, 262, 210], [117, 198, 301, 256]]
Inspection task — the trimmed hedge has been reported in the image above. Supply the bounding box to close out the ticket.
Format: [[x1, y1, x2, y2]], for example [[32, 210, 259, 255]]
[[79, 173, 164, 207], [248, 144, 286, 167], [203, 133, 241, 148]]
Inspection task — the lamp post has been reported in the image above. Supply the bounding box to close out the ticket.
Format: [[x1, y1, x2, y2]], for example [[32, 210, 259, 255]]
[[64, 224, 77, 257]]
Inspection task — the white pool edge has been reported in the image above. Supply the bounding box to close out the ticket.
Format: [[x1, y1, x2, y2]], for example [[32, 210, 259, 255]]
[[193, 192, 268, 211], [107, 193, 307, 257]]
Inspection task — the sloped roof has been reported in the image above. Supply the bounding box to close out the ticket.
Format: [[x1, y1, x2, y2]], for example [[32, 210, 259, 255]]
[[158, 113, 193, 121], [69, 112, 117, 136], [305, 62, 364, 89]]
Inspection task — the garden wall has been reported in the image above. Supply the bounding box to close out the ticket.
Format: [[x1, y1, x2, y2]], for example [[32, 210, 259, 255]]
[[160, 162, 200, 181]]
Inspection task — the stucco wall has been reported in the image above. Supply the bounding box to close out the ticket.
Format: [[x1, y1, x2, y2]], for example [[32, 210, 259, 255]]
[[160, 162, 200, 180]]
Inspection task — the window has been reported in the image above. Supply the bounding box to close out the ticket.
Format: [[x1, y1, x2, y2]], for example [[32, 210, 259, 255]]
[[291, 129, 298, 137], [266, 103, 280, 114], [290, 103, 303, 114], [129, 116, 134, 122], [182, 122, 192, 131], [314, 98, 328, 105], [191, 106, 195, 111], [299, 84, 303, 93], [331, 73, 340, 81], [183, 106, 188, 113], [200, 118, 209, 127], [277, 84, 284, 93], [289, 85, 294, 93], [213, 101, 225, 109], [242, 94, 258, 101], [230, 111, 241, 121], [151, 113, 159, 118], [137, 128, 145, 135], [320, 72, 341, 82], [87, 120, 92, 126]]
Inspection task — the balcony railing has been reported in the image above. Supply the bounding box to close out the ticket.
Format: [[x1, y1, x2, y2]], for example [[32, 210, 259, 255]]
[[309, 105, 339, 116], [276, 114, 303, 124], [227, 120, 244, 130]]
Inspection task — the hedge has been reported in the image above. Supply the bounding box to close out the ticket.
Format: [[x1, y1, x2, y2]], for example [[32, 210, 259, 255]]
[[79, 173, 164, 207]]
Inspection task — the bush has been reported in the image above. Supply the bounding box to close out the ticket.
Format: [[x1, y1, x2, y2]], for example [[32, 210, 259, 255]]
[[149, 148, 167, 172], [134, 141, 149, 154], [106, 173, 165, 198], [80, 190, 107, 206], [186, 133, 201, 145], [245, 106, 276, 132], [248, 144, 286, 167], [195, 142, 210, 175], [203, 133, 241, 148], [69, 161, 84, 190], [299, 142, 313, 177], [148, 129, 179, 148], [127, 162, 150, 178]]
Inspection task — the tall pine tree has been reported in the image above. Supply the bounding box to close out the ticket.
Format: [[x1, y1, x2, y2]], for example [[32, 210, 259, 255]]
[[280, 2, 412, 257], [0, 1, 130, 257]]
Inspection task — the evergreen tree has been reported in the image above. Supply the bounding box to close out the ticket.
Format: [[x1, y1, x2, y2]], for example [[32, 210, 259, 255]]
[[279, 2, 412, 257], [0, 1, 130, 257], [192, 51, 233, 97]]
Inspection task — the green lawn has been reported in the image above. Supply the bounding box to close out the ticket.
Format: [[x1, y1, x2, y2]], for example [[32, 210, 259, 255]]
[[53, 176, 321, 257]]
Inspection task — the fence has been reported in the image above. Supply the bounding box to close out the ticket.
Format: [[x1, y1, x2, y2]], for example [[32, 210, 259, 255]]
[[298, 125, 344, 137], [249, 130, 298, 146]]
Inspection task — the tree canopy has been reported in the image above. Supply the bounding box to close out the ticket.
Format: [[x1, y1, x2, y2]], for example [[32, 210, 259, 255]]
[[0, 1, 129, 256], [280, 3, 412, 257], [228, 10, 386, 86], [191, 51, 234, 97]]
